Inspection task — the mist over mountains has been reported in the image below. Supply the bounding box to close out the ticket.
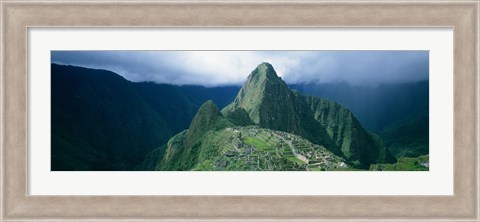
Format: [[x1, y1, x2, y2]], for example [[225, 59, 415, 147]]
[[52, 50, 429, 87], [290, 81, 429, 158], [51, 63, 428, 171], [290, 81, 428, 133]]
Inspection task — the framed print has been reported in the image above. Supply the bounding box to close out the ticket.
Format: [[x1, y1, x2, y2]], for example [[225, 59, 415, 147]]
[[1, 0, 478, 221]]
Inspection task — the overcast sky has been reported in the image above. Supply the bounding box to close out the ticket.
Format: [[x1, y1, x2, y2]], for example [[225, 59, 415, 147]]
[[51, 51, 428, 87]]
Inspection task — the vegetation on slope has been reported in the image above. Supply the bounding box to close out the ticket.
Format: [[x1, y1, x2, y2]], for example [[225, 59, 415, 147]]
[[291, 81, 429, 160], [305, 95, 396, 168], [157, 101, 235, 170], [370, 155, 429, 171], [380, 102, 429, 158], [223, 107, 254, 126], [290, 81, 429, 133], [159, 121, 349, 171], [51, 64, 239, 170], [222, 62, 395, 169], [54, 62, 423, 171]]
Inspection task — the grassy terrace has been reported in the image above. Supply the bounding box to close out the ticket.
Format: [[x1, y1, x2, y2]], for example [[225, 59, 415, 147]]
[[243, 137, 273, 151], [369, 155, 429, 171], [201, 127, 348, 171], [287, 156, 307, 165], [241, 130, 310, 168]]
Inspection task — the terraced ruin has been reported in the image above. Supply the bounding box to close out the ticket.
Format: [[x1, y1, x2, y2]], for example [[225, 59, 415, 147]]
[[194, 126, 348, 171]]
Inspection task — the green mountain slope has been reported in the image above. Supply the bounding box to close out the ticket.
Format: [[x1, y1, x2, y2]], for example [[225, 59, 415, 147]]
[[380, 101, 429, 158], [223, 107, 254, 126], [290, 81, 429, 133], [290, 81, 429, 160], [370, 154, 429, 171], [222, 62, 395, 168], [52, 64, 169, 170], [150, 62, 395, 170], [158, 101, 235, 170], [305, 95, 395, 167], [51, 64, 239, 170], [222, 63, 342, 157], [157, 101, 349, 171]]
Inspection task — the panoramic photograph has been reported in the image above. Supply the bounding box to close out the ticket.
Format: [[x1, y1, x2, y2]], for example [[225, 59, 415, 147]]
[[51, 51, 429, 171]]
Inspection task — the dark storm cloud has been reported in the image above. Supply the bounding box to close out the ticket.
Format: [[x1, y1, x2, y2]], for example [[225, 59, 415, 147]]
[[51, 51, 186, 83], [282, 51, 429, 86], [51, 51, 428, 86]]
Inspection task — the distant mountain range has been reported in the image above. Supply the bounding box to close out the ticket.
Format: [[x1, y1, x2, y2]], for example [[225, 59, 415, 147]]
[[51, 63, 428, 171], [290, 81, 428, 132], [290, 80, 429, 159], [51, 64, 239, 170]]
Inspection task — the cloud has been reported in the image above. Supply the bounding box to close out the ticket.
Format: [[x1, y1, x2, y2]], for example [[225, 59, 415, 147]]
[[51, 50, 428, 86]]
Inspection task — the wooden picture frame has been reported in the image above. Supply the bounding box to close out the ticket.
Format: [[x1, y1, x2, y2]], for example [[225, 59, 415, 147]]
[[1, 0, 478, 221]]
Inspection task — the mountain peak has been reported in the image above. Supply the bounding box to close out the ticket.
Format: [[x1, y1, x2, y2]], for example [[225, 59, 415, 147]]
[[223, 63, 298, 129], [258, 62, 274, 69], [247, 62, 281, 83], [190, 100, 223, 127], [223, 63, 290, 123], [200, 100, 219, 111], [186, 100, 233, 145]]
